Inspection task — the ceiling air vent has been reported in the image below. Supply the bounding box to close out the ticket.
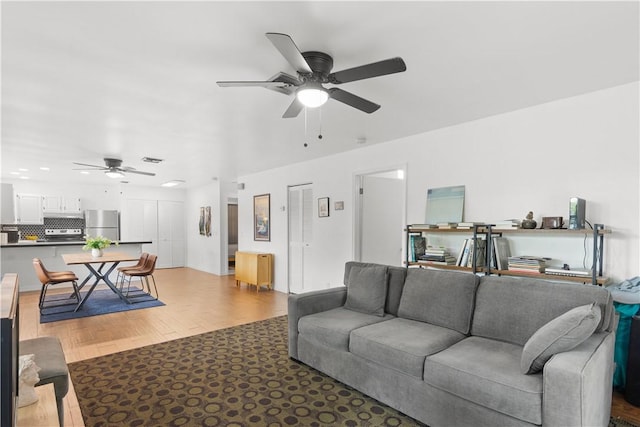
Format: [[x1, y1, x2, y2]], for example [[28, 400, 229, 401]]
[[142, 157, 164, 164]]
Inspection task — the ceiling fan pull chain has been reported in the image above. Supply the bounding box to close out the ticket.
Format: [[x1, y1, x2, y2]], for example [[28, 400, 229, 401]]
[[318, 108, 323, 141], [303, 107, 309, 147]]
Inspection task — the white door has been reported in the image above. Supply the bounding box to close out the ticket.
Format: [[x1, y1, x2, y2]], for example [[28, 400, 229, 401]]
[[157, 200, 185, 268], [356, 169, 406, 266], [288, 184, 313, 294], [121, 199, 159, 256]]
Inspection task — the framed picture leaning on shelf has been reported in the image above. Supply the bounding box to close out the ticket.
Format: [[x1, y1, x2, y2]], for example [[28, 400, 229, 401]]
[[254, 194, 270, 241]]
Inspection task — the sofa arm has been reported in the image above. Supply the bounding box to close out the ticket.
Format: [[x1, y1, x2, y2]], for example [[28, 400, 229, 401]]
[[288, 287, 347, 359], [542, 332, 615, 427]]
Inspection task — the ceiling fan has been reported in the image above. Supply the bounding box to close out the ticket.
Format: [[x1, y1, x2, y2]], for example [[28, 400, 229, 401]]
[[72, 158, 156, 178], [217, 32, 407, 118]]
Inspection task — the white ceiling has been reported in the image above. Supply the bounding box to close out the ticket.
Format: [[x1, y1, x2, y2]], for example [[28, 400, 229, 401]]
[[2, 1, 638, 188]]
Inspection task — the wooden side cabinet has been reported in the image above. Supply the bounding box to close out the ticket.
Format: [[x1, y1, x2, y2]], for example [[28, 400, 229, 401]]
[[235, 251, 273, 292]]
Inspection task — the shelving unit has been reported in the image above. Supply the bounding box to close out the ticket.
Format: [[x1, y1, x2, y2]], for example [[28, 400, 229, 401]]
[[405, 224, 610, 286]]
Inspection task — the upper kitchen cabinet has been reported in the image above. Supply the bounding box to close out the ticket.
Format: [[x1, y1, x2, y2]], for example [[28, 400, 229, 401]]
[[42, 195, 82, 216], [0, 184, 15, 224], [15, 193, 43, 224]]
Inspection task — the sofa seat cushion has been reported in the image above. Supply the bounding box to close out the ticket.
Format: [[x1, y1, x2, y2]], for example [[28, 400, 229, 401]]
[[350, 318, 466, 378], [424, 336, 542, 425], [298, 307, 393, 351]]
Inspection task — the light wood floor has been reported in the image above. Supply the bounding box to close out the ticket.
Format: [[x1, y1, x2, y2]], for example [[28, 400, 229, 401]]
[[19, 267, 288, 427], [19, 267, 640, 426]]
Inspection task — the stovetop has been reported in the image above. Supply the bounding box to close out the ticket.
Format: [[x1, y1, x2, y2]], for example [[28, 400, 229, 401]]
[[44, 228, 83, 241]]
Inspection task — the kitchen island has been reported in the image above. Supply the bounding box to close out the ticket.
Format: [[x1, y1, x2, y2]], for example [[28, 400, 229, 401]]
[[1, 241, 151, 292]]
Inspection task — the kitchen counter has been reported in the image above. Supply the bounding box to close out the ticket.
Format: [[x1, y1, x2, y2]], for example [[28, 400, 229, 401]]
[[1, 240, 151, 248], [1, 241, 152, 292]]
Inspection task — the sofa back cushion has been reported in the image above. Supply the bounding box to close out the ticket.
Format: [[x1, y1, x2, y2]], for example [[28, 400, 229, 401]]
[[343, 265, 388, 316], [472, 276, 614, 346], [397, 269, 480, 334], [344, 262, 407, 316]]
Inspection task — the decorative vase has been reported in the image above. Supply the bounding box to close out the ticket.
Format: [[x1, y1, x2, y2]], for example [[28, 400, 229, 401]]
[[91, 248, 103, 258]]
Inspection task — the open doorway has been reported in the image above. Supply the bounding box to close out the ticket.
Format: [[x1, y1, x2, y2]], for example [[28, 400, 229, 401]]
[[227, 202, 238, 272], [354, 167, 407, 266]]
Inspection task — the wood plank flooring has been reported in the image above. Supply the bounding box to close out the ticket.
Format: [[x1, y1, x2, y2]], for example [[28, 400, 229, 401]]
[[19, 267, 640, 426], [19, 267, 287, 427]]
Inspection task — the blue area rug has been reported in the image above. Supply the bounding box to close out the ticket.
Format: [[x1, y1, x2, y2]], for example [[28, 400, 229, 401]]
[[40, 287, 165, 323]]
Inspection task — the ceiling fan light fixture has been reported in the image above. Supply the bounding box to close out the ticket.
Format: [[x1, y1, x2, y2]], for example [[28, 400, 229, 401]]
[[105, 169, 124, 178], [296, 83, 328, 108]]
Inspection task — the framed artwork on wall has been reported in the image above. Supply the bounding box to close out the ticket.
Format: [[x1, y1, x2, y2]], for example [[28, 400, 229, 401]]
[[318, 197, 329, 218], [254, 194, 270, 241]]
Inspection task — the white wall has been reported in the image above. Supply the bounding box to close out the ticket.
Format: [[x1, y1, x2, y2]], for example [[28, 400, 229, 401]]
[[185, 181, 221, 274], [238, 82, 639, 292]]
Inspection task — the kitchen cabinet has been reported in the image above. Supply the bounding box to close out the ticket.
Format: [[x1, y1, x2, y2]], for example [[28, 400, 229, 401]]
[[15, 194, 43, 224], [42, 195, 81, 215], [0, 184, 15, 224]]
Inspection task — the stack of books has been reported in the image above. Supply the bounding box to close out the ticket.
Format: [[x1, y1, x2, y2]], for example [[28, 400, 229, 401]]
[[456, 222, 484, 229], [493, 220, 521, 230], [436, 222, 458, 229], [507, 256, 549, 274], [419, 246, 457, 265], [545, 266, 592, 277]]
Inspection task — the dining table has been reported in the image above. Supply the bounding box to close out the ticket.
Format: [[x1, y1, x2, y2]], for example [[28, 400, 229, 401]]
[[61, 251, 140, 311]]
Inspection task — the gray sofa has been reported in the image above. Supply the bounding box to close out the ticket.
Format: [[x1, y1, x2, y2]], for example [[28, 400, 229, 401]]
[[288, 262, 616, 427]]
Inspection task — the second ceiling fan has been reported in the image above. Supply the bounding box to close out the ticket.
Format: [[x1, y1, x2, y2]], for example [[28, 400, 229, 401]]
[[217, 33, 407, 118]]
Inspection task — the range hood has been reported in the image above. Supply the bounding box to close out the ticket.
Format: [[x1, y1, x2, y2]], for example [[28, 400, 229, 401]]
[[43, 212, 84, 219]]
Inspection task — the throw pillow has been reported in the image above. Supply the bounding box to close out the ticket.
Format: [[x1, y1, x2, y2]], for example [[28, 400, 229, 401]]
[[521, 303, 601, 374], [343, 265, 388, 317]]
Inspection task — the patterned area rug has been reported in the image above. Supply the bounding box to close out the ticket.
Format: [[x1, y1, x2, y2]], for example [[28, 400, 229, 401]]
[[69, 315, 637, 427], [69, 316, 424, 426]]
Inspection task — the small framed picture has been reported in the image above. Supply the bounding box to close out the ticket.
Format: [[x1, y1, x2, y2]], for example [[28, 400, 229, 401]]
[[318, 197, 329, 218], [334, 201, 344, 211]]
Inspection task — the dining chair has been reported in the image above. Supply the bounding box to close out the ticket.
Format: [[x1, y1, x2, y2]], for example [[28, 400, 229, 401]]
[[33, 258, 81, 314], [116, 252, 149, 290], [121, 254, 158, 301]]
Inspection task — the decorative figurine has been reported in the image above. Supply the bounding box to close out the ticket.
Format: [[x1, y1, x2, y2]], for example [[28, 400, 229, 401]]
[[18, 354, 40, 407], [522, 211, 537, 229]]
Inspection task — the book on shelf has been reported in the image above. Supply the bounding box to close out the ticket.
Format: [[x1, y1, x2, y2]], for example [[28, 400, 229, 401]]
[[459, 239, 471, 266], [492, 237, 511, 270], [420, 255, 457, 265], [409, 224, 438, 229], [462, 238, 486, 268], [456, 239, 468, 266], [409, 235, 426, 262]]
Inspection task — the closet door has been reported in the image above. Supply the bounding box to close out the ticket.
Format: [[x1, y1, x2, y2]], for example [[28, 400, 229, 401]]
[[157, 200, 185, 268], [288, 184, 313, 293]]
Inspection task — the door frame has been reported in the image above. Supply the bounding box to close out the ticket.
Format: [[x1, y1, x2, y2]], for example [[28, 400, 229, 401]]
[[353, 165, 408, 263]]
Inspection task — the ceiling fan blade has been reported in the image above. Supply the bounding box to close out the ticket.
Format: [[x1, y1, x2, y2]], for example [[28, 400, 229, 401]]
[[216, 80, 293, 88], [282, 98, 304, 118], [328, 88, 380, 113], [265, 33, 312, 74], [121, 169, 155, 176], [266, 72, 301, 96], [72, 162, 106, 169], [329, 57, 407, 84]]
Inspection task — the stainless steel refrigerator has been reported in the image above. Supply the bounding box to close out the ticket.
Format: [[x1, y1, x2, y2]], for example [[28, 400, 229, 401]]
[[84, 210, 119, 240]]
